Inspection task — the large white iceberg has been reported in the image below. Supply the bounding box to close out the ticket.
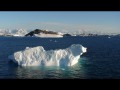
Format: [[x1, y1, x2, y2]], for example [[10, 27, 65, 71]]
[[8, 44, 87, 66]]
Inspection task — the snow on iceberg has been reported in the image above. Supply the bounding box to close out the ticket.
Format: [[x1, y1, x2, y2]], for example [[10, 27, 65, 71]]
[[8, 44, 87, 66]]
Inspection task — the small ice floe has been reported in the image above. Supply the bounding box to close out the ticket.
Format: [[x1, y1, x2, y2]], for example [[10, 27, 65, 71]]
[[54, 40, 57, 42], [50, 39, 52, 42], [61, 68, 65, 70]]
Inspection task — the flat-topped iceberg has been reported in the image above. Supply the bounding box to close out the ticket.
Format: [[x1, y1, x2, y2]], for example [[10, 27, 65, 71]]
[[8, 44, 87, 66]]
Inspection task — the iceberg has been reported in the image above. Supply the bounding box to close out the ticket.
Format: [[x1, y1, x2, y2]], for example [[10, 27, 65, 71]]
[[8, 44, 87, 66]]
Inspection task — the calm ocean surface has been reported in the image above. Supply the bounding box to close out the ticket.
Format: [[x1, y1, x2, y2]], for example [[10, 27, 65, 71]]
[[0, 36, 120, 79]]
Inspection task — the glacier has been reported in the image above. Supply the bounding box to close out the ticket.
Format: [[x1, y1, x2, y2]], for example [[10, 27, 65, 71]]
[[8, 44, 87, 66], [33, 33, 63, 38]]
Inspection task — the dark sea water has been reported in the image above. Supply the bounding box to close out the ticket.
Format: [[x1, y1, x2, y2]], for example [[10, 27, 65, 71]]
[[0, 36, 120, 79]]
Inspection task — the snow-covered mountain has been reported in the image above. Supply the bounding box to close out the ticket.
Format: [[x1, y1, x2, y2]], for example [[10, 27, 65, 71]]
[[10, 29, 28, 36], [25, 29, 64, 38], [0, 28, 72, 37], [0, 29, 28, 36], [0, 29, 11, 36]]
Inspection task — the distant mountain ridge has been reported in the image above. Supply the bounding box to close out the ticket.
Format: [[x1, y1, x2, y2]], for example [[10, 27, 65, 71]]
[[25, 29, 59, 36], [0, 29, 28, 36], [11, 29, 28, 36], [25, 29, 72, 38], [0, 28, 120, 37], [0, 29, 72, 37]]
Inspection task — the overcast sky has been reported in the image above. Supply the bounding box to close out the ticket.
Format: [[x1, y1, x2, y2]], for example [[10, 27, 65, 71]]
[[0, 11, 120, 34]]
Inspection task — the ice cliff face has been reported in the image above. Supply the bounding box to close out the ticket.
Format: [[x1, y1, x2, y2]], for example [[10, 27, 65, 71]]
[[8, 44, 87, 66]]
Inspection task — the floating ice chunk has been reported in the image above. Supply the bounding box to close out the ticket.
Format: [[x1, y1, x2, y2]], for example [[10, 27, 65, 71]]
[[54, 40, 57, 42], [26, 47, 30, 49], [50, 39, 52, 42], [8, 44, 87, 66], [61, 68, 65, 70]]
